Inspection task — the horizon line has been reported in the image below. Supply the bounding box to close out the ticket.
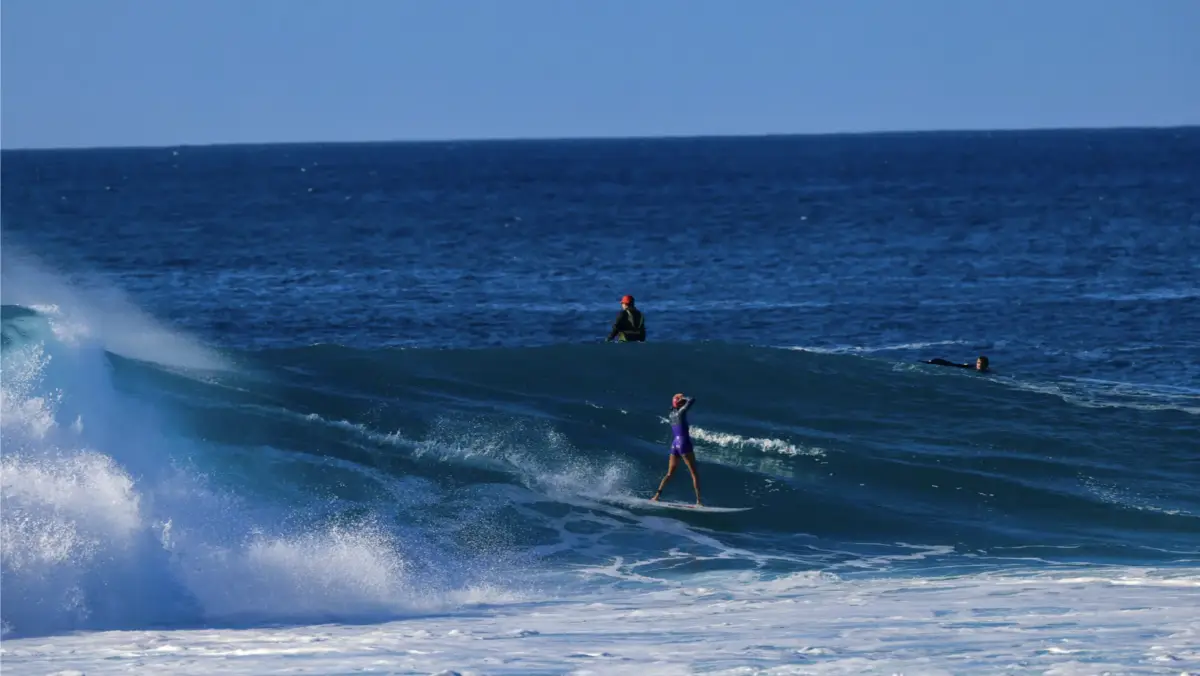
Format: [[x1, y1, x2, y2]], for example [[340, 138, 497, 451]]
[[2, 121, 1196, 153]]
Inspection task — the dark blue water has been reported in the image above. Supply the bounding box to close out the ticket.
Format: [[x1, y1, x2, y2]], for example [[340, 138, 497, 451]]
[[2, 128, 1198, 638]]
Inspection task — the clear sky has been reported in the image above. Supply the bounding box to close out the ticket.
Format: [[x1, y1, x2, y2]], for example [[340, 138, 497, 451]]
[[2, 0, 1197, 149]]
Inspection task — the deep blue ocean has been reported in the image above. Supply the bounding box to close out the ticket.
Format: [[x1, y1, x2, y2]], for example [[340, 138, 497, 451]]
[[2, 129, 1199, 671]]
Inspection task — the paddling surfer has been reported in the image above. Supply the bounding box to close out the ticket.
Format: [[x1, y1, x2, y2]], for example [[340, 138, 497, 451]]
[[924, 355, 990, 372], [652, 393, 702, 506]]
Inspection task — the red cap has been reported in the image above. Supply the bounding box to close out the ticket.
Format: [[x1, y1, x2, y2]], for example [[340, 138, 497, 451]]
[[672, 393, 685, 408], [621, 295, 634, 305]]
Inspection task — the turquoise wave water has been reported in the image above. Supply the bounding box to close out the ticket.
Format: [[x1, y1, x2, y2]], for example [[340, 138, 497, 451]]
[[4, 303, 1197, 637]]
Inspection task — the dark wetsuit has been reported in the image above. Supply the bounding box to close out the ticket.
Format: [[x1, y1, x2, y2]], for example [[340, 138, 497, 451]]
[[668, 397, 695, 456], [608, 307, 646, 342]]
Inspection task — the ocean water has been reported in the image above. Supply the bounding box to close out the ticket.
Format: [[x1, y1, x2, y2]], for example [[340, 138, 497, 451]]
[[2, 128, 1199, 674]]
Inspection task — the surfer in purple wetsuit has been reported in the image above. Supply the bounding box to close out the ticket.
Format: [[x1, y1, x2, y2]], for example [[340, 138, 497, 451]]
[[652, 393, 702, 506]]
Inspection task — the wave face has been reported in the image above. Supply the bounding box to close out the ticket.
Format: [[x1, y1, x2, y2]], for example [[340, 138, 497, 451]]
[[0, 304, 516, 638], [4, 299, 1198, 639]]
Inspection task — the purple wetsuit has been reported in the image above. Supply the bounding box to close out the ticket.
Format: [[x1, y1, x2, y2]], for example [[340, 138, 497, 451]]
[[669, 396, 695, 456]]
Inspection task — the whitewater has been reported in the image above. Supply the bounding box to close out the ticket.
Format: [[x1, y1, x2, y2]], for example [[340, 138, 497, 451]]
[[3, 130, 1200, 674]]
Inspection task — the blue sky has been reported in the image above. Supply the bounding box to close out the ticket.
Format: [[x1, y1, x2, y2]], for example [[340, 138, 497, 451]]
[[2, 0, 1197, 148]]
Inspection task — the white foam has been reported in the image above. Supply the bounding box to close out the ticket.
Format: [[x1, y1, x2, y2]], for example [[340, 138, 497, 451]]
[[0, 249, 228, 372], [0, 283, 510, 638], [1080, 475, 1193, 517], [413, 416, 638, 500], [3, 566, 1196, 674], [690, 426, 826, 459], [780, 339, 969, 355], [1006, 377, 1200, 416]]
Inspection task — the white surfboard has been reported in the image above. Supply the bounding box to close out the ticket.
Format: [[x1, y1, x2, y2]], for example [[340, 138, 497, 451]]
[[601, 496, 751, 513]]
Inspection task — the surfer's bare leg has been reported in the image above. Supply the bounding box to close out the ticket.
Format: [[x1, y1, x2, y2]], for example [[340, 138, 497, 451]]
[[681, 452, 701, 506], [652, 455, 679, 501]]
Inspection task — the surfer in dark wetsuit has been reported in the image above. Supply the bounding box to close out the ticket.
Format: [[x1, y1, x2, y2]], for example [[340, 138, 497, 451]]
[[924, 355, 990, 372], [607, 295, 646, 342], [652, 393, 702, 506]]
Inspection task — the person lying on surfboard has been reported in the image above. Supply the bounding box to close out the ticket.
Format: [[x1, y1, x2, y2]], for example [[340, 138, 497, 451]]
[[923, 355, 990, 372], [652, 393, 702, 506]]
